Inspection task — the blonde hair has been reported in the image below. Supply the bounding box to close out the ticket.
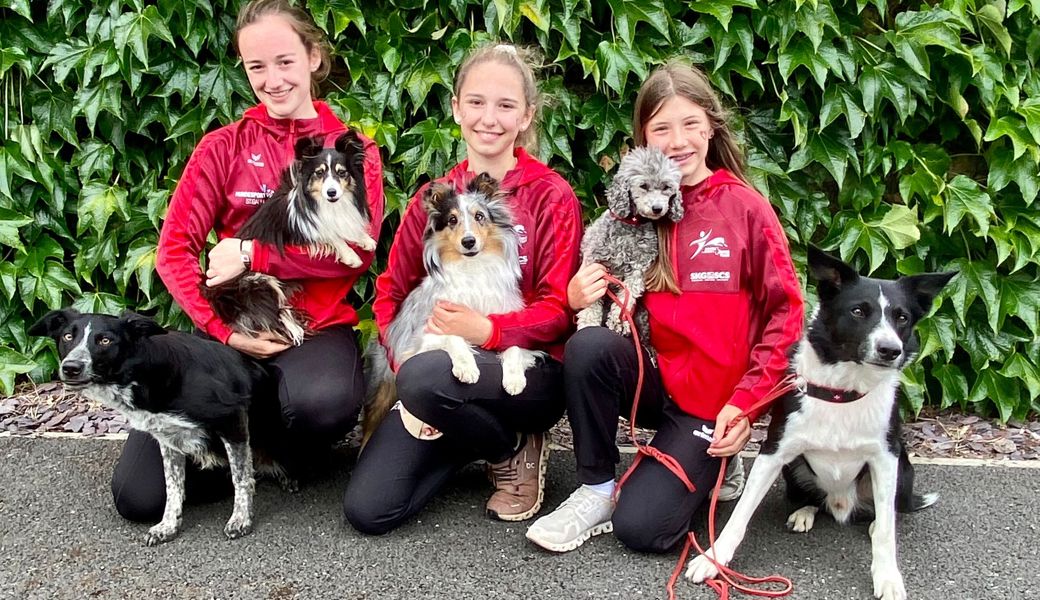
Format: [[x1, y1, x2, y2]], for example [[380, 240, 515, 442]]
[[632, 60, 749, 294], [453, 43, 542, 151], [234, 0, 332, 99]]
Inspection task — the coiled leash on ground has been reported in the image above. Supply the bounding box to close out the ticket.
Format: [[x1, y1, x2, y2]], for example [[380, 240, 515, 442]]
[[601, 272, 795, 600]]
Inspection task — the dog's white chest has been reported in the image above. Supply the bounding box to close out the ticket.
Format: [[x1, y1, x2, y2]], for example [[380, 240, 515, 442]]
[[82, 383, 211, 458]]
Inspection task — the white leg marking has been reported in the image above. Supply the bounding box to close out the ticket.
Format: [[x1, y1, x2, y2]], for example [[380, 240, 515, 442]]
[[499, 346, 527, 395], [222, 437, 255, 540], [786, 505, 819, 533], [868, 453, 906, 600], [145, 444, 186, 546]]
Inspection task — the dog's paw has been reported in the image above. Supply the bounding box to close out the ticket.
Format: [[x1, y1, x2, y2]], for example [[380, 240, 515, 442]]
[[144, 523, 179, 546], [451, 357, 480, 384], [786, 506, 818, 533], [872, 569, 906, 600], [223, 515, 254, 540], [685, 553, 723, 583], [338, 254, 363, 268], [501, 372, 527, 396], [358, 236, 377, 252], [278, 476, 300, 494]]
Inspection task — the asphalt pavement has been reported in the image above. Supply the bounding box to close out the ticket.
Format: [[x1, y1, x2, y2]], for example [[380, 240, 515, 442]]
[[0, 436, 1036, 600]]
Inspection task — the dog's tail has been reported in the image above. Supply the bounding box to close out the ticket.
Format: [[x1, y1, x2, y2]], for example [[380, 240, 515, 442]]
[[361, 339, 397, 449], [903, 491, 939, 512]]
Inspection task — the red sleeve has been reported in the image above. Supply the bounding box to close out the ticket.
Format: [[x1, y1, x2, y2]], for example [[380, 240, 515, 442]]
[[251, 134, 385, 280], [372, 186, 429, 338], [726, 192, 804, 421], [156, 133, 235, 343], [482, 180, 582, 351]]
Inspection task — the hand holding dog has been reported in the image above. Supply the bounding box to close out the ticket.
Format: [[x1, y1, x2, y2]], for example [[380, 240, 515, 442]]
[[568, 263, 609, 311], [228, 331, 291, 359], [708, 404, 750, 457], [426, 301, 492, 346], [205, 238, 247, 287]]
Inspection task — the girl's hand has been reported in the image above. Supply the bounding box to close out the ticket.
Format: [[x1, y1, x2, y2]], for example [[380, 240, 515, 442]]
[[708, 404, 750, 457], [426, 301, 493, 346], [567, 263, 609, 311], [206, 237, 247, 287], [227, 331, 291, 359]]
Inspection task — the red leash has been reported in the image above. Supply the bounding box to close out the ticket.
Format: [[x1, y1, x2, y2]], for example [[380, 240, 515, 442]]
[[601, 273, 795, 600]]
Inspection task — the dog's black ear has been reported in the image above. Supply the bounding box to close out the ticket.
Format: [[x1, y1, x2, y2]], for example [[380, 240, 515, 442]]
[[28, 309, 81, 339], [808, 245, 860, 299], [294, 135, 324, 160], [119, 311, 167, 339], [422, 182, 453, 216], [467, 172, 500, 199], [900, 271, 957, 315], [334, 130, 363, 157], [668, 191, 684, 222]]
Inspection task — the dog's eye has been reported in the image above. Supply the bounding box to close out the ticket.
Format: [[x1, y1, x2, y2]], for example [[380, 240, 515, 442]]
[[851, 307, 866, 318], [474, 212, 485, 223], [448, 215, 458, 226], [98, 337, 112, 346], [315, 166, 326, 176], [62, 333, 73, 342], [895, 312, 909, 325], [336, 166, 347, 176]]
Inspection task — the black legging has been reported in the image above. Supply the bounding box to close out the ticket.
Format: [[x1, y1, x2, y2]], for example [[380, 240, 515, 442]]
[[110, 325, 364, 522], [563, 326, 723, 553], [343, 348, 564, 535]]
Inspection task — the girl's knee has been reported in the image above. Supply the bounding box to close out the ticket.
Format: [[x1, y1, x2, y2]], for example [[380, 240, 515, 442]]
[[611, 498, 680, 554], [564, 327, 629, 372], [111, 475, 164, 523], [342, 483, 404, 536]]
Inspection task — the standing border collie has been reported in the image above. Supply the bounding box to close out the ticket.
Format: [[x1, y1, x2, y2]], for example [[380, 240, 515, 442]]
[[362, 173, 541, 442], [686, 247, 956, 600], [30, 309, 267, 546], [202, 130, 372, 346]]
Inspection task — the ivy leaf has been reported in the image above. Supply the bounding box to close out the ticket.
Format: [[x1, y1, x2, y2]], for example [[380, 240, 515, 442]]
[[0, 46, 30, 79], [70, 140, 115, 183], [595, 41, 647, 95], [860, 62, 920, 123], [987, 145, 1039, 205], [832, 217, 888, 274], [607, 0, 671, 45], [1017, 98, 1040, 145], [113, 6, 174, 68], [0, 261, 17, 302], [16, 245, 81, 312], [78, 181, 131, 236], [983, 116, 1034, 160], [976, 3, 1013, 56], [151, 59, 201, 105], [1000, 354, 1040, 404], [916, 312, 958, 361], [901, 362, 926, 416], [199, 60, 242, 120], [689, 0, 757, 31], [396, 117, 456, 184], [932, 363, 969, 410], [73, 79, 123, 133], [998, 277, 1040, 336], [969, 371, 1019, 422], [73, 235, 120, 284], [72, 292, 130, 316], [0, 347, 36, 396], [518, 0, 551, 33], [42, 39, 94, 85], [787, 129, 857, 189], [946, 259, 1000, 332], [870, 204, 920, 249], [777, 36, 830, 88], [119, 236, 158, 300], [403, 58, 451, 110], [0, 208, 33, 253], [578, 94, 630, 155], [942, 175, 994, 238], [819, 86, 866, 139]]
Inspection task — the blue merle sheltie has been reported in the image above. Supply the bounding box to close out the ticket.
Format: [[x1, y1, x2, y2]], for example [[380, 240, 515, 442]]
[[686, 246, 956, 600], [361, 173, 541, 443], [201, 130, 372, 346], [29, 309, 278, 546]]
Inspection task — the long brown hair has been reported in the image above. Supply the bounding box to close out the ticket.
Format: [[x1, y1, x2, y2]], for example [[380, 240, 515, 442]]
[[234, 0, 332, 99], [632, 59, 748, 294], [453, 43, 542, 152]]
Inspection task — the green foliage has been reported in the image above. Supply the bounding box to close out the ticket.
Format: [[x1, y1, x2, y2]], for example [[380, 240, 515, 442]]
[[1, 0, 1038, 421]]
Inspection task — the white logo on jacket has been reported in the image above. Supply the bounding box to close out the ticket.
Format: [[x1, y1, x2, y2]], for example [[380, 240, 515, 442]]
[[247, 153, 264, 168], [690, 229, 730, 259]]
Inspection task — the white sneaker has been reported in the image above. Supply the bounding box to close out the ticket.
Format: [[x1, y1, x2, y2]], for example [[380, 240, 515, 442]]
[[716, 457, 745, 502], [525, 486, 614, 552]]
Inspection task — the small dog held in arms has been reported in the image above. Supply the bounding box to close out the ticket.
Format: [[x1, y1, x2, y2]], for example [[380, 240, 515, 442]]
[[685, 246, 956, 600], [362, 173, 540, 442], [575, 145, 682, 347], [201, 130, 372, 346], [30, 309, 275, 546]]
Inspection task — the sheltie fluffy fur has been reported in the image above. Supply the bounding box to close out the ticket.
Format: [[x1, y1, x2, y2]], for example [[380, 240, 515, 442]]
[[685, 247, 956, 600], [362, 173, 541, 442], [201, 130, 372, 346]]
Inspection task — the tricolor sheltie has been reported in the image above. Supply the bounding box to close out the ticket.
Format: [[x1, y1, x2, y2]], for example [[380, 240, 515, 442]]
[[362, 174, 540, 443], [686, 246, 956, 600], [202, 130, 372, 346]]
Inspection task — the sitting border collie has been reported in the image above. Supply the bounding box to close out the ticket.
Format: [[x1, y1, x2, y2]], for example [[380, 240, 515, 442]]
[[202, 130, 373, 346], [686, 246, 956, 600], [30, 309, 269, 546]]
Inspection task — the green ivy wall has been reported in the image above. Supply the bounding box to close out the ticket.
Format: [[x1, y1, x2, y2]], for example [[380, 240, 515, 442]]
[[1, 0, 1038, 420]]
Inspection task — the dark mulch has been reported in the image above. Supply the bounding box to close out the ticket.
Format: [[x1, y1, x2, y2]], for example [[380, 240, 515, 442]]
[[4, 382, 1039, 461]]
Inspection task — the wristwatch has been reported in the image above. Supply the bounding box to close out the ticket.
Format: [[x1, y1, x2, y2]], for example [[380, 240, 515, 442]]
[[240, 239, 253, 269]]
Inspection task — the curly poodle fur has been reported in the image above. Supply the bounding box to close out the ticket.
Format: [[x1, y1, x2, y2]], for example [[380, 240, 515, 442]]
[[576, 146, 683, 349]]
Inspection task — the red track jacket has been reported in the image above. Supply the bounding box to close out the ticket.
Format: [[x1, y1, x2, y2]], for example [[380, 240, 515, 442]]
[[156, 102, 384, 342], [373, 148, 582, 363], [644, 169, 804, 421]]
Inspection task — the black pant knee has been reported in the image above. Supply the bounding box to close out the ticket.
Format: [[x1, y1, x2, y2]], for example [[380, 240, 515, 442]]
[[611, 501, 678, 554]]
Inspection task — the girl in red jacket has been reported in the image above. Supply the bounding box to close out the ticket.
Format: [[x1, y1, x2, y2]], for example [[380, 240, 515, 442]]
[[527, 60, 804, 553], [344, 44, 582, 533], [111, 0, 384, 521]]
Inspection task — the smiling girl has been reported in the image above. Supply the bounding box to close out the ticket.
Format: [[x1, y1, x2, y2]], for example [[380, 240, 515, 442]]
[[111, 0, 384, 522], [526, 60, 804, 554], [344, 44, 582, 533]]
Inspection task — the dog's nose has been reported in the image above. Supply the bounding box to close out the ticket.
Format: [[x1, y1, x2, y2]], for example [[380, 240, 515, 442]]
[[876, 344, 902, 362], [325, 188, 340, 201], [61, 362, 84, 379], [461, 236, 476, 250], [652, 205, 664, 215]]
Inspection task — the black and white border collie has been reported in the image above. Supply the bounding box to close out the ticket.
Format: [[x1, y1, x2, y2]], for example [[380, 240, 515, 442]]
[[362, 173, 541, 443], [202, 130, 372, 346], [30, 309, 270, 546], [686, 246, 956, 600]]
